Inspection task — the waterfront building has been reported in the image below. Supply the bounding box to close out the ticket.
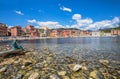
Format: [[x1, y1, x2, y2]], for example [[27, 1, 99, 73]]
[[10, 26, 22, 36], [23, 25, 39, 37], [91, 31, 100, 37], [104, 33, 111, 36], [70, 30, 81, 37], [41, 26, 49, 37], [50, 30, 60, 37], [80, 30, 91, 36], [0, 23, 8, 36], [61, 30, 70, 37], [111, 29, 120, 36]]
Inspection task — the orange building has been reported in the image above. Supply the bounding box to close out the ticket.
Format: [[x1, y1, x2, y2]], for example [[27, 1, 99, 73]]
[[50, 30, 60, 37], [111, 29, 120, 35], [0, 23, 8, 36], [61, 30, 70, 37], [23, 25, 39, 37], [10, 26, 22, 36], [80, 30, 91, 36], [70, 30, 80, 37]]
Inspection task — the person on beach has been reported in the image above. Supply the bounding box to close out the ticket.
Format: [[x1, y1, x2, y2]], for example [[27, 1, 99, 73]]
[[12, 40, 24, 50]]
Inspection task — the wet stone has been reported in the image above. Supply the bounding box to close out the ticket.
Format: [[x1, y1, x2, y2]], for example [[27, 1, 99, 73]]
[[50, 74, 60, 79], [90, 70, 104, 79], [62, 76, 70, 79], [24, 62, 32, 66], [99, 59, 109, 65], [58, 71, 66, 76], [13, 74, 23, 79], [28, 72, 39, 79], [72, 64, 82, 72], [0, 67, 7, 73]]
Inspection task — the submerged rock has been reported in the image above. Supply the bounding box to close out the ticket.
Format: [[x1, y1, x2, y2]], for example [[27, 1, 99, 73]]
[[50, 74, 60, 79], [0, 67, 7, 73], [90, 70, 104, 79], [28, 72, 39, 79], [24, 61, 32, 66], [99, 59, 109, 65], [58, 71, 66, 76], [62, 76, 70, 79], [73, 64, 82, 72], [14, 74, 23, 79]]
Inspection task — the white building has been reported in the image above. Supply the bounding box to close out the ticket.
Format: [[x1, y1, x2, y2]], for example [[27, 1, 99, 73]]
[[91, 31, 100, 37]]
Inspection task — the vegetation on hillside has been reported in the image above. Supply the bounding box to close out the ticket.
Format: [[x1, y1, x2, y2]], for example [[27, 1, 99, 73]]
[[99, 24, 120, 33]]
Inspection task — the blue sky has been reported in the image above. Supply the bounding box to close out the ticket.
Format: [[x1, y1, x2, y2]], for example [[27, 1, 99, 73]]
[[0, 0, 120, 30]]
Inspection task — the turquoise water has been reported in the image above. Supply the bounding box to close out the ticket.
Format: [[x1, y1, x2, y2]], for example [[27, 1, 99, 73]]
[[19, 37, 120, 61], [1, 37, 120, 62]]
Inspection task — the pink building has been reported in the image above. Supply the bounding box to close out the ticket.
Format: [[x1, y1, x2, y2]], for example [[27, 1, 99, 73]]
[[61, 30, 70, 37], [80, 30, 91, 36], [111, 29, 120, 35], [0, 23, 8, 36], [10, 26, 22, 36], [23, 25, 39, 37], [50, 30, 60, 37]]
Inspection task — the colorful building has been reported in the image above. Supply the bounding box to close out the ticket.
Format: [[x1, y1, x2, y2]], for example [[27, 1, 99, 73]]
[[10, 26, 22, 36], [0, 23, 8, 36], [23, 25, 39, 37], [80, 30, 91, 36], [70, 30, 80, 37], [111, 29, 120, 35], [91, 31, 100, 37], [50, 30, 60, 37], [61, 30, 71, 37]]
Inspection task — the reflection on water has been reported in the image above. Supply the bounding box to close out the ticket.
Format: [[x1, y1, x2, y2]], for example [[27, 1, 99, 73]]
[[1, 37, 120, 61]]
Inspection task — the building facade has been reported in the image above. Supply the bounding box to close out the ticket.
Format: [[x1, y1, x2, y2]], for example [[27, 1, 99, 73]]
[[111, 29, 120, 35], [91, 31, 100, 37], [23, 25, 40, 37], [0, 23, 8, 36], [10, 26, 22, 36]]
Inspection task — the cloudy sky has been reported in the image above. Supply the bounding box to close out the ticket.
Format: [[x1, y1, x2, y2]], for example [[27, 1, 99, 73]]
[[0, 0, 120, 30]]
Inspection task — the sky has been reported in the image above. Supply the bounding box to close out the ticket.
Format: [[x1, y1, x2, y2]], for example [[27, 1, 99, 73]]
[[0, 0, 120, 30]]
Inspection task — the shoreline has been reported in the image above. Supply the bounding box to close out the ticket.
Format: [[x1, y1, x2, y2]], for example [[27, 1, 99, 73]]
[[0, 35, 118, 42]]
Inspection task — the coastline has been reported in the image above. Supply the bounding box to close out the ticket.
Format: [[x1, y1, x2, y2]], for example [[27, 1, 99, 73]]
[[0, 35, 118, 42]]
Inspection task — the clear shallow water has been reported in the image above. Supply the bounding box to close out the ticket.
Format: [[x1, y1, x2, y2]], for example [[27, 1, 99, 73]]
[[1, 37, 120, 61]]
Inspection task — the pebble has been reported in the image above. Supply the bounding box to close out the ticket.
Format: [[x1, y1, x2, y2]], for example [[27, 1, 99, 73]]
[[0, 67, 7, 73], [28, 72, 39, 79], [24, 61, 32, 66], [15, 74, 23, 79], [73, 64, 82, 72], [58, 71, 66, 76], [50, 74, 60, 79], [90, 70, 104, 79], [62, 76, 70, 79], [99, 59, 109, 64]]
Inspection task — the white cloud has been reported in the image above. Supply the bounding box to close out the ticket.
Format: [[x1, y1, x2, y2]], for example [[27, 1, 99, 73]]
[[71, 14, 119, 30], [8, 25, 13, 28], [27, 19, 37, 23], [15, 10, 24, 15], [37, 21, 64, 28], [72, 14, 81, 20], [27, 20, 63, 29], [27, 14, 120, 30], [71, 14, 93, 29], [34, 26, 40, 28], [84, 17, 120, 30], [60, 6, 72, 12]]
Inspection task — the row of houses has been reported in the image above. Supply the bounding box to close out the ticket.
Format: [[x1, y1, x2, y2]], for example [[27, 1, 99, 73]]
[[0, 23, 120, 37], [0, 23, 91, 37]]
